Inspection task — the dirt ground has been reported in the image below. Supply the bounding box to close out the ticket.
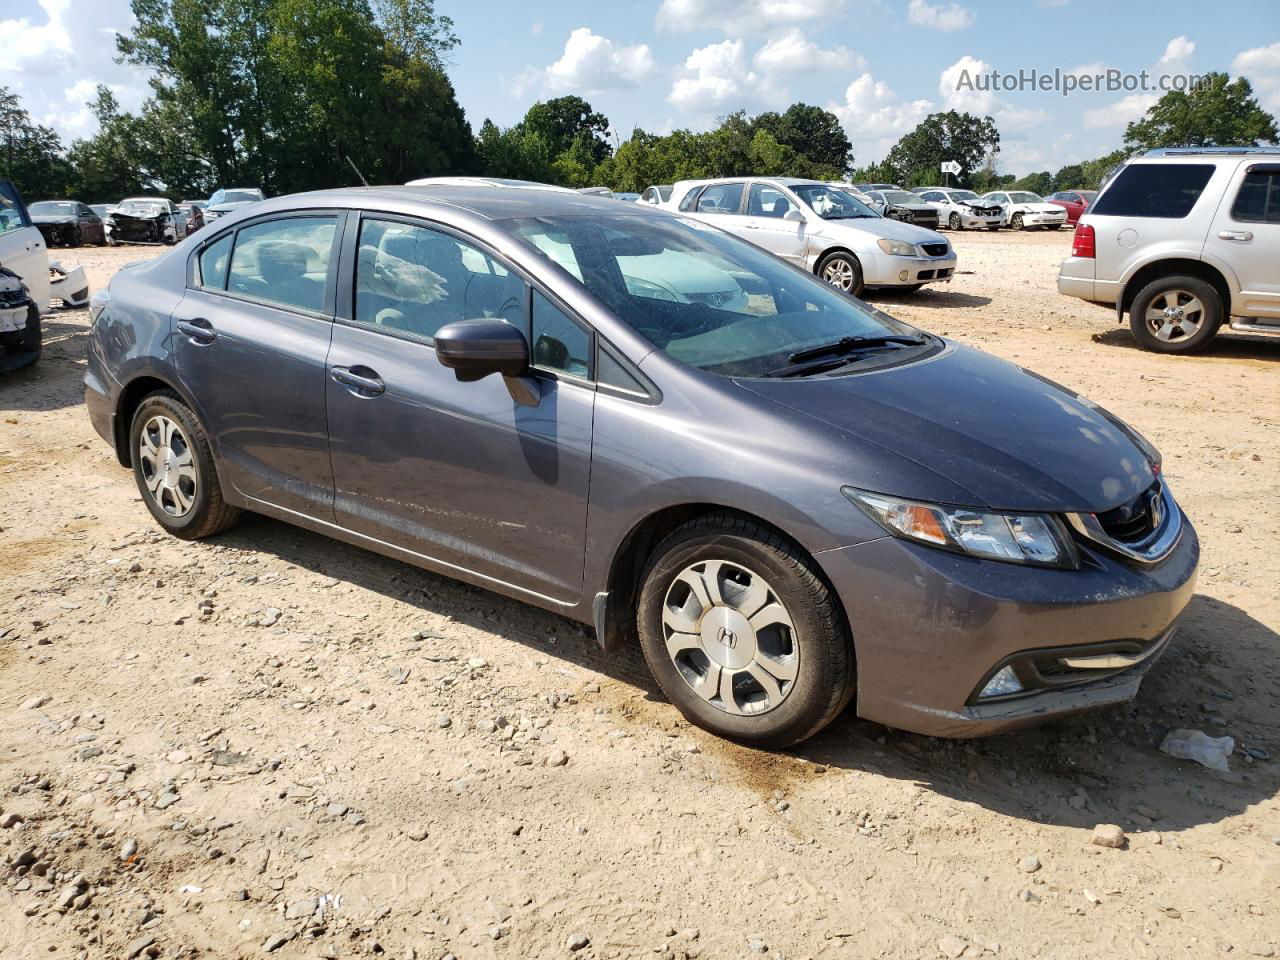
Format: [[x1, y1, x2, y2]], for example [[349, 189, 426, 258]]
[[1, 231, 1277, 960]]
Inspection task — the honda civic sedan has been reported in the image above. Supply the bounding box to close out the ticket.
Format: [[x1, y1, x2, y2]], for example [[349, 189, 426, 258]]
[[84, 186, 1198, 747]]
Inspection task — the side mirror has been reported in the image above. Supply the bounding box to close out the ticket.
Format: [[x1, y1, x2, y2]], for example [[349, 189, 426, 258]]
[[435, 318, 540, 406], [783, 209, 805, 223]]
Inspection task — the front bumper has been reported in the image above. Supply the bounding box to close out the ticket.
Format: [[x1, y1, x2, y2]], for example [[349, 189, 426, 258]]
[[1019, 213, 1068, 227], [49, 262, 90, 308], [959, 213, 1002, 229], [864, 252, 958, 287], [816, 513, 1199, 737]]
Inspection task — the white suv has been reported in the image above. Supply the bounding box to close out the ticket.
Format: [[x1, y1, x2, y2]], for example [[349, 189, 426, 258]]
[[666, 178, 957, 296], [1058, 147, 1280, 353]]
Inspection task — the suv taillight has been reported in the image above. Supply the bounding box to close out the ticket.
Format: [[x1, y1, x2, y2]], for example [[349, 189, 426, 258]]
[[1072, 223, 1095, 258]]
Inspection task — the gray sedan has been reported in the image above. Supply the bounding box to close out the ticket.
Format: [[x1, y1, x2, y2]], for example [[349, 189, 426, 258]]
[[84, 185, 1198, 746]]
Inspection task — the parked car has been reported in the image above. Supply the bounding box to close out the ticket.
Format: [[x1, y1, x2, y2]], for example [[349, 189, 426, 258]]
[[179, 201, 207, 232], [861, 189, 941, 230], [203, 187, 265, 224], [851, 182, 900, 192], [0, 262, 40, 370], [1045, 190, 1097, 225], [639, 185, 673, 205], [90, 204, 119, 244], [0, 179, 45, 367], [84, 184, 1198, 745], [669, 178, 955, 296], [979, 190, 1069, 230], [0, 178, 89, 316], [1058, 146, 1280, 353], [576, 186, 615, 198], [614, 192, 642, 203], [28, 201, 108, 247], [110, 197, 189, 244], [912, 188, 1004, 230], [406, 176, 571, 192]]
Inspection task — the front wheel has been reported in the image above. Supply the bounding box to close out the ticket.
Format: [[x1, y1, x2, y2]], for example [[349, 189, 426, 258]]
[[636, 513, 855, 748], [816, 250, 864, 298], [1128, 275, 1222, 354], [1011, 213, 1025, 230], [948, 212, 961, 230], [130, 391, 240, 539]]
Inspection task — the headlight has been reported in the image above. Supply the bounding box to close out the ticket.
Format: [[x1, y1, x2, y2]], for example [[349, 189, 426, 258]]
[[843, 487, 1077, 568], [876, 238, 918, 257]]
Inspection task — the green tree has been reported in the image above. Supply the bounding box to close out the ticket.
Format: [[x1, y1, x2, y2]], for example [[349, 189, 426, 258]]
[[371, 0, 457, 67], [476, 119, 554, 182], [1077, 149, 1129, 190], [1012, 171, 1052, 195], [753, 103, 852, 175], [883, 111, 1000, 187], [0, 87, 73, 199], [1050, 163, 1084, 191], [522, 96, 611, 165], [66, 86, 154, 201], [1124, 72, 1278, 151]]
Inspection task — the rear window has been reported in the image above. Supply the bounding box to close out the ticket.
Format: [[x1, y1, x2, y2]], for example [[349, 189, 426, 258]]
[[1090, 163, 1214, 218], [1231, 166, 1280, 223]]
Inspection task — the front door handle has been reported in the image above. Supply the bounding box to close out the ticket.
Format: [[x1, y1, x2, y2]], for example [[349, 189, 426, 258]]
[[1218, 230, 1253, 242], [176, 318, 216, 343], [331, 365, 385, 396]]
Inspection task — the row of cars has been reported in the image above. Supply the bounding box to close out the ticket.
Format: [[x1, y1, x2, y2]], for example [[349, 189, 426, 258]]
[[26, 188, 266, 249]]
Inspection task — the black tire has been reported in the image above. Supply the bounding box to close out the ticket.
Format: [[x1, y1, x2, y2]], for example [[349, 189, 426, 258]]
[[129, 391, 240, 539], [948, 212, 961, 230], [815, 250, 865, 298], [988, 224, 1002, 231], [636, 512, 855, 749], [0, 305, 41, 370], [1048, 224, 1063, 231], [1011, 213, 1025, 230], [1128, 275, 1223, 354]]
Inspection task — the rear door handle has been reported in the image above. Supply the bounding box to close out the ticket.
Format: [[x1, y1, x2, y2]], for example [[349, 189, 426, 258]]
[[331, 365, 385, 396], [176, 318, 216, 343], [1218, 230, 1253, 242]]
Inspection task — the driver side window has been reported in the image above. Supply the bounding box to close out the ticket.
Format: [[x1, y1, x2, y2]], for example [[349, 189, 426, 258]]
[[748, 184, 795, 218], [354, 218, 525, 342]]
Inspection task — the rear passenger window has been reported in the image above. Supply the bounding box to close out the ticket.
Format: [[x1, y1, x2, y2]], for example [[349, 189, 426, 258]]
[[1231, 167, 1280, 223], [1090, 163, 1214, 218], [354, 218, 524, 342], [696, 183, 744, 215], [199, 234, 233, 290], [227, 217, 338, 312]]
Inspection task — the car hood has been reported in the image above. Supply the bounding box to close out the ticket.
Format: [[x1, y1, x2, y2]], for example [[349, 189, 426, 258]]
[[1012, 202, 1063, 214], [735, 342, 1155, 513], [820, 216, 945, 245]]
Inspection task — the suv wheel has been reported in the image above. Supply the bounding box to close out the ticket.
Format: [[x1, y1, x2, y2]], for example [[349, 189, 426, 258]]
[[817, 251, 864, 297], [130, 391, 240, 539], [636, 513, 855, 748], [1128, 275, 1222, 354], [1011, 212, 1025, 230]]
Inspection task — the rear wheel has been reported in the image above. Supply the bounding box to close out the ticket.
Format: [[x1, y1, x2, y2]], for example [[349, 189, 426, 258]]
[[637, 513, 855, 748], [948, 212, 961, 230], [129, 392, 240, 539], [1128, 275, 1222, 354], [816, 250, 865, 298]]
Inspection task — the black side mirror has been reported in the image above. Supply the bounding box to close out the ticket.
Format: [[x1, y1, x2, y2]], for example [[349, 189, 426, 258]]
[[435, 318, 540, 405]]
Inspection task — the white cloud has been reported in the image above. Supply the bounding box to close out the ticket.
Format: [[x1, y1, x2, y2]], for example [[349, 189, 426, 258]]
[[752, 27, 863, 74], [1083, 35, 1195, 129], [828, 72, 934, 162], [906, 0, 975, 32], [669, 39, 779, 112], [0, 0, 152, 141], [657, 0, 845, 34], [538, 28, 654, 94], [939, 56, 1047, 130], [1232, 41, 1280, 114]]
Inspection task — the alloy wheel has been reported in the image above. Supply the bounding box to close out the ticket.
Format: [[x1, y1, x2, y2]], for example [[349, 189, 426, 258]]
[[949, 212, 961, 230], [137, 415, 197, 517], [821, 258, 855, 291], [661, 559, 799, 716], [1145, 289, 1206, 342]]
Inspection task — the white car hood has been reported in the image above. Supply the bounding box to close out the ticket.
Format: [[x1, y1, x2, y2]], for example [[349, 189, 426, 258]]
[[1009, 202, 1062, 214], [817, 216, 946, 246]]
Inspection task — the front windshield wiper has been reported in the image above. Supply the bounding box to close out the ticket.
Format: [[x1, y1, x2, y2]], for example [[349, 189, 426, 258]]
[[764, 334, 928, 378]]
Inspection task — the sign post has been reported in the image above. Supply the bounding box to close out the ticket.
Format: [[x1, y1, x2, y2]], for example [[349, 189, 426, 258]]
[[940, 160, 961, 188]]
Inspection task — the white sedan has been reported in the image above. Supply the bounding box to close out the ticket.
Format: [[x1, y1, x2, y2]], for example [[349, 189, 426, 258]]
[[978, 190, 1069, 230], [914, 188, 1004, 230]]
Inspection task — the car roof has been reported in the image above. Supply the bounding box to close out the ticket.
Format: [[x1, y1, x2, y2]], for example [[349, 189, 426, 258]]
[[255, 185, 675, 222], [121, 196, 169, 202]]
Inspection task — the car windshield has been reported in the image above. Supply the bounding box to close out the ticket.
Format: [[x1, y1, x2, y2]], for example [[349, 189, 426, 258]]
[[882, 190, 922, 205], [117, 199, 166, 215], [507, 213, 922, 379], [209, 189, 261, 205], [30, 201, 76, 216], [1009, 192, 1043, 203], [789, 185, 877, 220], [950, 191, 979, 201]]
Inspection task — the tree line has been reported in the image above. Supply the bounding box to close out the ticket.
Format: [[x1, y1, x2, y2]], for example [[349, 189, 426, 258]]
[[1, 0, 1275, 205]]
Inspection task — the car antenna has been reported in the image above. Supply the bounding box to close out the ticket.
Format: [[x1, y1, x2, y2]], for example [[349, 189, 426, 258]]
[[346, 155, 369, 187]]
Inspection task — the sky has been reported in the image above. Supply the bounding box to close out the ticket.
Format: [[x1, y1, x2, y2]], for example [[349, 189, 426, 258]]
[[3, 0, 1278, 175]]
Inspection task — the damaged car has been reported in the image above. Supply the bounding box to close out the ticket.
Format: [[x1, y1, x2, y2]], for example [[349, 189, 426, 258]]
[[0, 263, 40, 370], [29, 201, 108, 247], [110, 197, 189, 245], [913, 188, 1005, 231], [202, 187, 264, 224]]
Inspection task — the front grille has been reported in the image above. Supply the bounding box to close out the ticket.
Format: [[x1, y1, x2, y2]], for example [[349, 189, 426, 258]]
[[1096, 483, 1161, 544], [920, 242, 948, 257]]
